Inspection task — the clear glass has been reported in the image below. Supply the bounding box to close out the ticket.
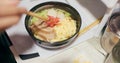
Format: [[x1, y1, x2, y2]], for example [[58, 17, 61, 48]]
[[101, 12, 120, 63], [101, 26, 119, 53], [103, 3, 120, 63], [101, 12, 120, 53]]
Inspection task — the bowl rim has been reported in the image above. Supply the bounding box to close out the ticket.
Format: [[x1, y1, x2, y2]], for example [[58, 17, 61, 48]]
[[25, 1, 82, 48]]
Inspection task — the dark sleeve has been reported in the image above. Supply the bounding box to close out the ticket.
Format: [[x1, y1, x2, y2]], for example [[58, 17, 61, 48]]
[[0, 31, 17, 63]]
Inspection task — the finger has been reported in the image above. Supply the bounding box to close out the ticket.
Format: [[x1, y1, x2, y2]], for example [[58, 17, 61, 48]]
[[0, 6, 26, 16], [0, 0, 20, 6], [0, 15, 21, 31]]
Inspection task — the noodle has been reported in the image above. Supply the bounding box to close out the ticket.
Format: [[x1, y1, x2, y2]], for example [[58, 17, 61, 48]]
[[51, 17, 76, 42]]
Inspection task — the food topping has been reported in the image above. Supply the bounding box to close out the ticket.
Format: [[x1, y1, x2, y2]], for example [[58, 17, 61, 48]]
[[45, 16, 59, 27], [30, 20, 56, 41]]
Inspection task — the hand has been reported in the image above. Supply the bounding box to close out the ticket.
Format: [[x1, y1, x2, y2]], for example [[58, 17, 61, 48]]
[[0, 0, 26, 31]]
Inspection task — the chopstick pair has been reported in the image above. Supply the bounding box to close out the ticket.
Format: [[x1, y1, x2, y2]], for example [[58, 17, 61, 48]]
[[25, 10, 102, 36], [25, 11, 47, 21]]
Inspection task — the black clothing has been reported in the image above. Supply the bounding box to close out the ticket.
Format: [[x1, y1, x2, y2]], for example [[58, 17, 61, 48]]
[[0, 32, 16, 63]]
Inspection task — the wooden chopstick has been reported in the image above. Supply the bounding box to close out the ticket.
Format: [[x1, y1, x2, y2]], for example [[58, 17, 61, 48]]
[[78, 17, 102, 36], [26, 10, 102, 36], [25, 11, 47, 21]]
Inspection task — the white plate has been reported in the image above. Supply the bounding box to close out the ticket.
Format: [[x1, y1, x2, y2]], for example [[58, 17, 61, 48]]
[[47, 41, 105, 63]]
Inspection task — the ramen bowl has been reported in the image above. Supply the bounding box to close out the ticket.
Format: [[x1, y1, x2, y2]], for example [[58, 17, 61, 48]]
[[25, 1, 81, 49]]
